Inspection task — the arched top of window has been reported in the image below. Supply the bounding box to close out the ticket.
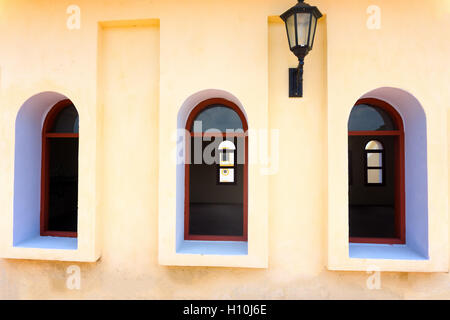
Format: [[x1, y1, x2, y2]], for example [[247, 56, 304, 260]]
[[365, 140, 383, 151], [191, 104, 244, 133], [348, 104, 397, 131], [48, 104, 79, 134]]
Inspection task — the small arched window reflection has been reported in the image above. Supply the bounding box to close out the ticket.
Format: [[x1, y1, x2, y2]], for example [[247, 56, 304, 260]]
[[365, 140, 384, 185]]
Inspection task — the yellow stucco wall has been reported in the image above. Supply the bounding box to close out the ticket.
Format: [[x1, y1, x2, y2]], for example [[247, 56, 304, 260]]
[[0, 0, 449, 299]]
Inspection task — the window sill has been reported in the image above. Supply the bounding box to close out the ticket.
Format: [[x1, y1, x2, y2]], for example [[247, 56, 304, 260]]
[[349, 243, 428, 260], [14, 236, 78, 250], [177, 240, 248, 256], [327, 242, 447, 273], [160, 240, 266, 269], [1, 236, 99, 262]]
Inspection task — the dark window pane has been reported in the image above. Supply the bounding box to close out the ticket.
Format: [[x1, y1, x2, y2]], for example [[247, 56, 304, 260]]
[[50, 105, 79, 133], [47, 138, 78, 232], [349, 206, 396, 238], [189, 203, 244, 237], [192, 105, 243, 133], [348, 104, 396, 131], [189, 136, 244, 237], [348, 135, 396, 239]]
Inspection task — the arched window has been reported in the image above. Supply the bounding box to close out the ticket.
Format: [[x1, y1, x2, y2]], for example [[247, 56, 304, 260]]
[[185, 98, 248, 241], [41, 99, 79, 238], [348, 99, 405, 244]]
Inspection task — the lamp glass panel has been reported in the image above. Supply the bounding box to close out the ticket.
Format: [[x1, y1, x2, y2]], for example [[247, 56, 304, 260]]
[[296, 13, 311, 46], [309, 15, 317, 48], [286, 14, 296, 48]]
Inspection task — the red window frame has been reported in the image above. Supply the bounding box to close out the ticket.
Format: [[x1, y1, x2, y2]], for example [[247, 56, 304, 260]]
[[40, 99, 79, 238], [349, 98, 405, 245], [184, 98, 248, 242]]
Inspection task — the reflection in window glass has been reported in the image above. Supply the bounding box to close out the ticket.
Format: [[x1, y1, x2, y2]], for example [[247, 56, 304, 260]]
[[349, 104, 397, 131], [367, 153, 382, 167], [192, 105, 243, 133], [365, 140, 384, 150], [222, 152, 229, 162], [50, 105, 79, 133], [365, 140, 384, 185], [367, 169, 383, 184]]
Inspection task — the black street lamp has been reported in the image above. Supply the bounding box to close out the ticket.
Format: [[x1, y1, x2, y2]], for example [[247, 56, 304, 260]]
[[281, 0, 323, 97]]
